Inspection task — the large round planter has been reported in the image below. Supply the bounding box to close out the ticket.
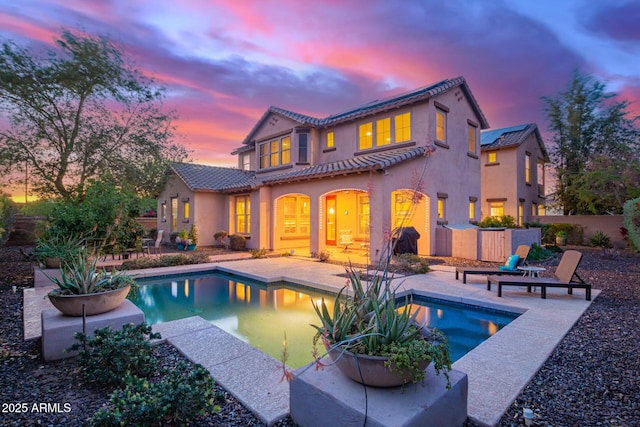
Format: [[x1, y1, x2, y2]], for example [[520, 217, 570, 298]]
[[325, 344, 430, 387], [176, 243, 185, 251], [187, 244, 196, 251], [48, 285, 131, 317]]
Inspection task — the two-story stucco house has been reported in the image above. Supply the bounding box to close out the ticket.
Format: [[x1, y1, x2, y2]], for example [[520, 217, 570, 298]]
[[480, 123, 549, 225], [157, 76, 490, 262]]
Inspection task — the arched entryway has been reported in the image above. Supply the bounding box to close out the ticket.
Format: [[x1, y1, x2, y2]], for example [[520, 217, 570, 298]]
[[320, 189, 370, 255], [273, 193, 311, 254]]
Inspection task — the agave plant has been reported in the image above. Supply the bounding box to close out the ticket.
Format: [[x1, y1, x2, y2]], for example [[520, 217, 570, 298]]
[[310, 265, 451, 386], [46, 253, 136, 295]]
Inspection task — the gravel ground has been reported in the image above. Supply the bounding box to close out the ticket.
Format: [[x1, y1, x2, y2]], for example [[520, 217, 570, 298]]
[[1, 245, 638, 426]]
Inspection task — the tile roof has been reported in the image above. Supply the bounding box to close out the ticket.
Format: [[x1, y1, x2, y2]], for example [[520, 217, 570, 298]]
[[169, 162, 257, 192], [480, 123, 549, 161], [238, 76, 489, 147], [261, 146, 429, 185]]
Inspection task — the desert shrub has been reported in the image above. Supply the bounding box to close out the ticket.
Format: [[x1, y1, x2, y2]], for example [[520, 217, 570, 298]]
[[623, 198, 640, 252], [121, 253, 209, 270], [213, 230, 228, 248], [311, 250, 331, 262], [589, 230, 612, 248], [90, 362, 219, 427], [250, 248, 268, 258], [393, 253, 429, 274], [228, 234, 246, 251], [528, 243, 555, 261], [71, 323, 161, 387], [478, 215, 517, 228]]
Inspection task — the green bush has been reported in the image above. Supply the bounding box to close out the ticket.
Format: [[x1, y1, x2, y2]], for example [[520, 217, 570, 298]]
[[228, 234, 246, 251], [90, 362, 219, 427], [478, 215, 516, 228], [37, 177, 144, 256], [71, 323, 161, 387], [121, 253, 209, 270], [589, 230, 612, 248], [528, 243, 555, 261], [623, 198, 640, 252]]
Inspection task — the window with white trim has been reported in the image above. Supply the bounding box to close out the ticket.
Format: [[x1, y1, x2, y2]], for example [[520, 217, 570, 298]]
[[259, 136, 290, 169]]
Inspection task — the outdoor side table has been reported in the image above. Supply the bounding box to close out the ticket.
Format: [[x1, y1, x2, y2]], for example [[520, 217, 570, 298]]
[[517, 266, 546, 278], [517, 266, 546, 292]]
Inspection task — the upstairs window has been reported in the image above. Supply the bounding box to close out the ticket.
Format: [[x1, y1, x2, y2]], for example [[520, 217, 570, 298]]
[[359, 122, 373, 150], [376, 118, 391, 146], [298, 133, 308, 163], [525, 153, 531, 184], [487, 152, 497, 163], [468, 123, 477, 154], [259, 136, 291, 169], [436, 108, 447, 142], [241, 153, 251, 170], [394, 112, 411, 142], [327, 131, 334, 148]]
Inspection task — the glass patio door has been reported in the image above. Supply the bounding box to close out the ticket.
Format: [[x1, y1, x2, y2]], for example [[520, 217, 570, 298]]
[[326, 195, 336, 245]]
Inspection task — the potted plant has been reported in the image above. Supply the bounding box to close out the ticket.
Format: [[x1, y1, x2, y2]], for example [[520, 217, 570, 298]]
[[187, 224, 198, 250], [35, 233, 86, 269], [310, 265, 452, 388], [176, 229, 188, 250], [556, 230, 569, 246], [46, 252, 136, 316]]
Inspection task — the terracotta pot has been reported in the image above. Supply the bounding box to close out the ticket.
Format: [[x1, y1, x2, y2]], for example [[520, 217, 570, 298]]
[[48, 285, 131, 317], [325, 343, 430, 387]]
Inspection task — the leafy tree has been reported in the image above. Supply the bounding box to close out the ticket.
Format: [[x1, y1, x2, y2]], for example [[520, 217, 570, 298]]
[[0, 29, 188, 199], [543, 70, 640, 214]]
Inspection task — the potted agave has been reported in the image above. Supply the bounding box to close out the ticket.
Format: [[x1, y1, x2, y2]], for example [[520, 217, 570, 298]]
[[311, 265, 452, 388], [46, 253, 136, 316]]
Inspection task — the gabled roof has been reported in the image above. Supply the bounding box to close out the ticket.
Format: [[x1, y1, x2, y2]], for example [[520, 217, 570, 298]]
[[238, 76, 489, 148], [480, 123, 549, 161], [169, 162, 256, 192], [261, 146, 429, 185]]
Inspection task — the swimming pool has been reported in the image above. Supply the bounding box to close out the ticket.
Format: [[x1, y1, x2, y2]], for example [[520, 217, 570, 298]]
[[131, 271, 518, 368]]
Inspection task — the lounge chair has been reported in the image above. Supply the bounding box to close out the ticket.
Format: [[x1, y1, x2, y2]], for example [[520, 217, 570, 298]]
[[455, 245, 530, 284], [486, 250, 591, 300]]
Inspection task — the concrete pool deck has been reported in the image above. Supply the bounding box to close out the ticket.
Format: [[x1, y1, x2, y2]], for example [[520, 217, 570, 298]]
[[24, 257, 598, 426]]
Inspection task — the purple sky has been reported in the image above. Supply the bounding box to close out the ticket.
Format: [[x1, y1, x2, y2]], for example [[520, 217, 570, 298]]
[[1, 0, 639, 174]]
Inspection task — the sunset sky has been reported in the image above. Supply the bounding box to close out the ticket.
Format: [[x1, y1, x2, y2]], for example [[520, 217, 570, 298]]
[[1, 0, 639, 199]]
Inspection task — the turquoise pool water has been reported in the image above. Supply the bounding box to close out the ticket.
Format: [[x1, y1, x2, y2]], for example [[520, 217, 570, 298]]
[[131, 271, 518, 368]]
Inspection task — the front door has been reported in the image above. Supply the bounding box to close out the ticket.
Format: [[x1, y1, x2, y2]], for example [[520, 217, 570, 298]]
[[326, 195, 336, 245]]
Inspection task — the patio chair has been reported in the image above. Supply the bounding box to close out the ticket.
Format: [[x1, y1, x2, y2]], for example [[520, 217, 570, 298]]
[[143, 230, 164, 255], [455, 245, 531, 284], [486, 250, 591, 300], [339, 229, 354, 252]]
